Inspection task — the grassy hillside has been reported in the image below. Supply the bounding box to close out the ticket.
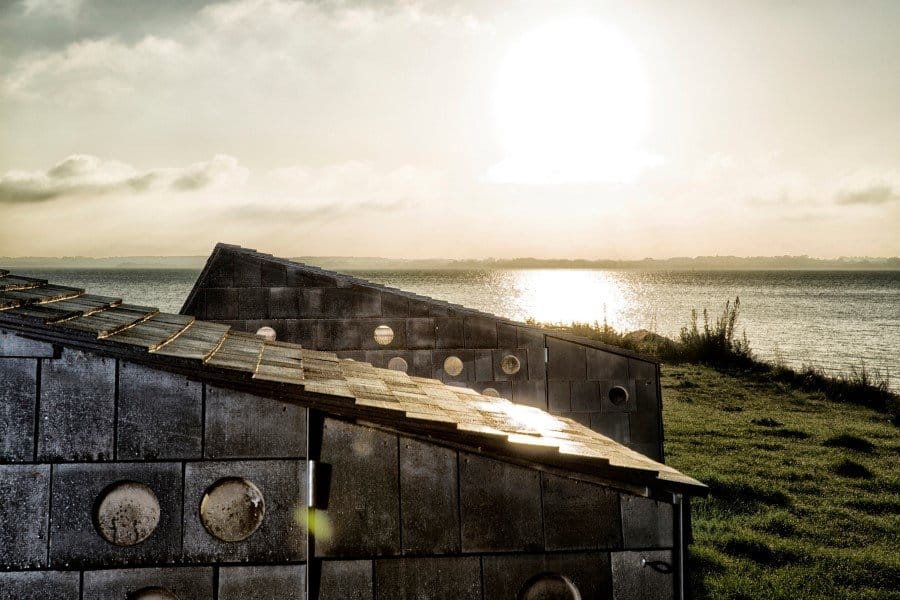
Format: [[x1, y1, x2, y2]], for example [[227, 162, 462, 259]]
[[662, 364, 900, 600]]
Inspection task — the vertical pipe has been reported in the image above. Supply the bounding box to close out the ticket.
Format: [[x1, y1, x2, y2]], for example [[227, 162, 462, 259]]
[[673, 493, 686, 600]]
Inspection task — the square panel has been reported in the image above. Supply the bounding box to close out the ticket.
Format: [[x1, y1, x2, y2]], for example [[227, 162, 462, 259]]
[[0, 465, 51, 568]]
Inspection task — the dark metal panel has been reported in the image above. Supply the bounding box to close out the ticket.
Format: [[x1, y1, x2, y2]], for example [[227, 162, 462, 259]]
[[287, 266, 337, 288], [381, 293, 409, 318], [628, 380, 661, 446], [621, 496, 674, 549], [374, 556, 481, 600], [234, 255, 262, 287], [406, 318, 436, 350], [260, 261, 287, 287], [590, 413, 631, 445], [542, 473, 623, 550], [203, 289, 240, 321], [459, 453, 542, 552], [474, 349, 493, 382], [248, 319, 317, 347], [570, 380, 600, 412], [49, 462, 182, 567], [205, 250, 234, 288], [547, 337, 586, 381], [364, 350, 413, 371], [399, 438, 460, 554], [182, 460, 305, 562], [268, 287, 301, 319], [299, 288, 326, 318], [219, 565, 305, 600], [474, 381, 511, 400], [497, 322, 517, 347], [628, 358, 657, 380], [0, 465, 50, 568], [0, 571, 79, 600], [316, 320, 361, 351], [204, 385, 306, 459], [238, 288, 269, 320], [83, 567, 214, 600], [481, 552, 613, 600], [548, 381, 570, 414], [511, 380, 546, 410], [117, 361, 202, 460], [0, 358, 36, 461], [434, 318, 464, 349], [587, 348, 629, 380], [463, 315, 499, 348], [322, 287, 381, 319], [315, 419, 399, 557], [411, 350, 434, 378], [316, 560, 372, 600], [38, 349, 115, 461], [611, 550, 674, 600], [0, 329, 55, 357], [516, 327, 544, 351]]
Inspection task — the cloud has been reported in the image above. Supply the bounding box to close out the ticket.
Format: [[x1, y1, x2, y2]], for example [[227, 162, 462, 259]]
[[0, 154, 248, 203], [22, 0, 84, 20], [836, 185, 900, 206]]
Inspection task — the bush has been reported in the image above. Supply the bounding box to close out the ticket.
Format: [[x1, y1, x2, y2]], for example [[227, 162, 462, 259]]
[[678, 297, 753, 366]]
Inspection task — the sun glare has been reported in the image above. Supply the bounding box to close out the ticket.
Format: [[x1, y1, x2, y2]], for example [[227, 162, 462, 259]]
[[489, 18, 657, 184]]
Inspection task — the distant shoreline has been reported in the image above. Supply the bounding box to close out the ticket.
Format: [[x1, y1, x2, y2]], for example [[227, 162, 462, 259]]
[[3, 255, 899, 271]]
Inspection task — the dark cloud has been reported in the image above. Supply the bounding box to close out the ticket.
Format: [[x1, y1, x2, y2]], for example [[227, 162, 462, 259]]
[[0, 154, 245, 203], [836, 185, 900, 206]]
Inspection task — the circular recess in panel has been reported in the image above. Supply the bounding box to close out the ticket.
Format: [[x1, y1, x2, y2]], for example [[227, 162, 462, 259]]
[[387, 357, 408, 372], [443, 355, 464, 377], [608, 385, 630, 406], [373, 325, 394, 346], [517, 573, 582, 600], [200, 477, 265, 542], [482, 387, 501, 398], [95, 481, 161, 547], [129, 588, 180, 600], [500, 354, 522, 375], [255, 326, 277, 341]]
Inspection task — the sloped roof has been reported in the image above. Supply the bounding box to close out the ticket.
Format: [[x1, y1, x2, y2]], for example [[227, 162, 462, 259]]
[[0, 270, 704, 496], [181, 243, 660, 364]]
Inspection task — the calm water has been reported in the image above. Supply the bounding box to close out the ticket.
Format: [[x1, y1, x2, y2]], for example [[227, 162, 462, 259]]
[[17, 268, 900, 389]]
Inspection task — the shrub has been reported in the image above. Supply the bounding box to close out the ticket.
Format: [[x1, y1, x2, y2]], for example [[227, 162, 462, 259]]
[[678, 297, 753, 366]]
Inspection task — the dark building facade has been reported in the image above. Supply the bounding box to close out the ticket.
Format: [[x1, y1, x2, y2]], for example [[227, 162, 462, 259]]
[[182, 244, 665, 461], [0, 269, 705, 599]]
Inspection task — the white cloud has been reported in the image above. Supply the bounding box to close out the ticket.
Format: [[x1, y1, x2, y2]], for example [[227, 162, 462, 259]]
[[22, 0, 84, 20], [0, 154, 248, 203]]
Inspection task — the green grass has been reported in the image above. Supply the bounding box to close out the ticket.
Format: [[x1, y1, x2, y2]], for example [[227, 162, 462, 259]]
[[662, 364, 900, 599]]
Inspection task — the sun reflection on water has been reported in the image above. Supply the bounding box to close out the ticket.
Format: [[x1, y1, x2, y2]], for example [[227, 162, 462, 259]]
[[509, 269, 639, 331]]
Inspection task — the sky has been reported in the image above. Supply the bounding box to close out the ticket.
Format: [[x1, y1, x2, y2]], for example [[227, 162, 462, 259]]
[[1, 0, 898, 259]]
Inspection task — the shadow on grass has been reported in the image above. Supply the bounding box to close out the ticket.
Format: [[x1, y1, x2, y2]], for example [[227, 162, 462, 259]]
[[762, 428, 811, 440], [822, 434, 876, 453], [844, 498, 900, 515], [719, 537, 802, 567], [704, 476, 792, 513], [831, 459, 874, 479]]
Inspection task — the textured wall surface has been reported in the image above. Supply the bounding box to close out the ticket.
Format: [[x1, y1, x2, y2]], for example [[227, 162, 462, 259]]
[[183, 246, 665, 460], [0, 328, 677, 599]]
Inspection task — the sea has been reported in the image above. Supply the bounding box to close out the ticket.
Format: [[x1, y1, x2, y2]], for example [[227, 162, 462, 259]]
[[16, 268, 900, 391]]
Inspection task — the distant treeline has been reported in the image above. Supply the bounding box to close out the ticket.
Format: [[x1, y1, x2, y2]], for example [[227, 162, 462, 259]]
[[1, 254, 898, 271]]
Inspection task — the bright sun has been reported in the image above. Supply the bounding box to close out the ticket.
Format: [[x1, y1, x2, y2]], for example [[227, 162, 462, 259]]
[[489, 18, 658, 185]]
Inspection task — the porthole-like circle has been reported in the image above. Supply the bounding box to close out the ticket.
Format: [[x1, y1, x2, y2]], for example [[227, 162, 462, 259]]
[[609, 385, 629, 406], [373, 325, 394, 346], [255, 326, 277, 341], [129, 588, 180, 600], [443, 355, 464, 377], [200, 478, 265, 542], [500, 354, 522, 375], [482, 387, 501, 398], [95, 481, 161, 547], [517, 572, 582, 600], [387, 357, 408, 372]]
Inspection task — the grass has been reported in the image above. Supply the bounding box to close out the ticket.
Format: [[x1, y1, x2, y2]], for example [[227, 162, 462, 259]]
[[662, 364, 900, 599]]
